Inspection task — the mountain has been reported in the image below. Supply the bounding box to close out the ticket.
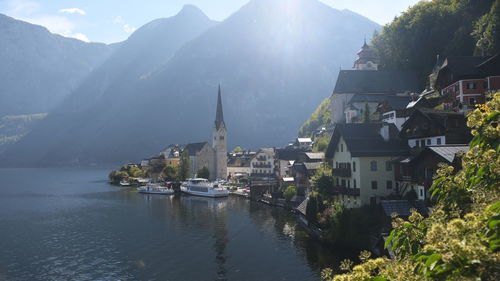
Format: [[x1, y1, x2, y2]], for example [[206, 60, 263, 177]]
[[2, 0, 379, 166], [0, 13, 113, 117]]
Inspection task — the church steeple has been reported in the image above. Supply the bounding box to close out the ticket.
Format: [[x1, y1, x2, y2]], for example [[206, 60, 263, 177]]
[[215, 84, 225, 130], [212, 84, 227, 180], [353, 40, 379, 70]]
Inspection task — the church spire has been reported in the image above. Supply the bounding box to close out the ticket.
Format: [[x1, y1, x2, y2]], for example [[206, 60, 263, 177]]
[[215, 84, 225, 130]]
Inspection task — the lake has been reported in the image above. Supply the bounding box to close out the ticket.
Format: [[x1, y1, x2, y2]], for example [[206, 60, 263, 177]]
[[0, 168, 341, 281]]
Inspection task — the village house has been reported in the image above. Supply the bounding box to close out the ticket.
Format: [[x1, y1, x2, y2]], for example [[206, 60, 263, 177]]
[[325, 123, 409, 208], [434, 55, 500, 111], [398, 108, 471, 149], [294, 137, 313, 150], [330, 41, 420, 124], [249, 148, 278, 195], [394, 145, 469, 201], [227, 151, 254, 179]]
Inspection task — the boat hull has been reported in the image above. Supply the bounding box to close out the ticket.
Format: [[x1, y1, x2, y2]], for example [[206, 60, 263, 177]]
[[180, 187, 229, 198], [138, 190, 174, 195]]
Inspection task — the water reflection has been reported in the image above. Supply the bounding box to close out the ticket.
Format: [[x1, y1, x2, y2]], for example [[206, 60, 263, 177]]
[[0, 168, 343, 281]]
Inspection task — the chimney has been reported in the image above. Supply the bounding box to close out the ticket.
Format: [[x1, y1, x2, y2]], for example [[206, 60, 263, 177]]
[[379, 123, 390, 142]]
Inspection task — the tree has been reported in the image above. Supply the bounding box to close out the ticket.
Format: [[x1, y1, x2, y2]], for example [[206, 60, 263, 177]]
[[284, 185, 297, 202], [323, 92, 500, 281], [363, 103, 370, 123], [197, 166, 210, 179], [232, 146, 243, 153], [473, 0, 500, 55], [161, 165, 177, 181], [176, 150, 191, 181], [371, 0, 495, 87]]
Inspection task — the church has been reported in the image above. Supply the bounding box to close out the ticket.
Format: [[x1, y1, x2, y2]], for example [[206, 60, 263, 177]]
[[181, 86, 228, 180], [330, 41, 420, 124]]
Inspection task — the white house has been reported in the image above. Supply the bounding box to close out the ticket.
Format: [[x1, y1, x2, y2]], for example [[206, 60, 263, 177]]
[[325, 123, 410, 207]]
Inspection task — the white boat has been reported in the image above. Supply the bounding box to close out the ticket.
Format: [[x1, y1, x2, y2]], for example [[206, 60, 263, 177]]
[[137, 184, 174, 195], [119, 180, 131, 186], [180, 178, 229, 198]]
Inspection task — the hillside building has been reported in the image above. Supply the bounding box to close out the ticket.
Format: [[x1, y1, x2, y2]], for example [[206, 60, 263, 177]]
[[330, 41, 419, 124]]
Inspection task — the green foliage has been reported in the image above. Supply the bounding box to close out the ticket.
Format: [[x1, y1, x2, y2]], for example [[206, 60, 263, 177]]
[[197, 166, 210, 179], [363, 103, 370, 123], [306, 193, 319, 224], [284, 185, 297, 202], [473, 0, 500, 55], [313, 133, 331, 152], [298, 97, 331, 138], [176, 150, 191, 181], [372, 0, 496, 86], [232, 146, 243, 153], [161, 165, 177, 181], [312, 163, 334, 199], [319, 205, 382, 251], [326, 92, 500, 281], [108, 170, 129, 184]]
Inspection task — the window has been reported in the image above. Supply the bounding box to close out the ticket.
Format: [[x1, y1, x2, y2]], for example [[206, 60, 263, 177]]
[[354, 179, 357, 188], [371, 181, 378, 190], [336, 162, 339, 168], [420, 140, 425, 147], [341, 179, 346, 187], [467, 82, 476, 89], [353, 161, 356, 172], [347, 180, 350, 188], [336, 178, 339, 186], [370, 161, 377, 171], [220, 136, 224, 140], [386, 180, 393, 189], [340, 144, 344, 152], [469, 97, 476, 106], [385, 161, 392, 171], [437, 137, 442, 145], [427, 139, 431, 145]]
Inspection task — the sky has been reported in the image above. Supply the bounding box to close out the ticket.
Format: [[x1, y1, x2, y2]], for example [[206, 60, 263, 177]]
[[0, 0, 423, 44]]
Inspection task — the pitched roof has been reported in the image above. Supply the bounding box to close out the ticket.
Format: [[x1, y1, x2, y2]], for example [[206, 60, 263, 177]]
[[333, 70, 420, 94], [350, 94, 411, 111], [303, 162, 322, 170], [424, 145, 469, 163], [214, 85, 225, 130], [380, 200, 429, 217], [326, 123, 409, 158], [275, 148, 302, 161], [297, 138, 312, 143], [434, 56, 494, 89], [304, 152, 325, 160], [184, 142, 209, 156]]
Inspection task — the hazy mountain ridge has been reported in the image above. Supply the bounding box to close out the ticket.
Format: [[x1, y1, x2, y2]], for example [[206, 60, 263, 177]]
[[0, 13, 114, 117], [1, 0, 380, 166]]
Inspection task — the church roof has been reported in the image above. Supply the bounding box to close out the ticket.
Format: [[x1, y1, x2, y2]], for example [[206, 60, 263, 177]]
[[333, 70, 419, 94], [184, 142, 209, 156], [215, 85, 225, 130]]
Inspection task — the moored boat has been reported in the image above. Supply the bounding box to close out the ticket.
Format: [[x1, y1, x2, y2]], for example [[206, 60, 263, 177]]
[[119, 180, 131, 186], [180, 178, 229, 198], [137, 183, 174, 195]]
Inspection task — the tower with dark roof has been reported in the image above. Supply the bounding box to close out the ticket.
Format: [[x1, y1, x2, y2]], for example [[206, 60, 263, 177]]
[[353, 39, 379, 70], [212, 85, 227, 180]]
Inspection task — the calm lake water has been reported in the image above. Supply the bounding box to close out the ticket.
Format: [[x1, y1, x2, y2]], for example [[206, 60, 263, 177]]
[[0, 168, 341, 281]]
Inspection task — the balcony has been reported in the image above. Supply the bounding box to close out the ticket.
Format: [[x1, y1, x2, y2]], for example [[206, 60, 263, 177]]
[[253, 163, 272, 168], [251, 173, 274, 178], [332, 167, 351, 177], [396, 175, 416, 182], [256, 156, 267, 161], [332, 186, 360, 196]]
